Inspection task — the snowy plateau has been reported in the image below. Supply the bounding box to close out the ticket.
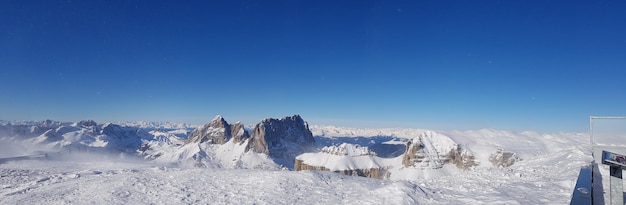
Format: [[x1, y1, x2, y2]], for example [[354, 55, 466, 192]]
[[0, 116, 592, 204]]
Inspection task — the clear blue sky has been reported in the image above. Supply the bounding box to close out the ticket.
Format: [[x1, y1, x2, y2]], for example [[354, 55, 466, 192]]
[[1, 1, 625, 132]]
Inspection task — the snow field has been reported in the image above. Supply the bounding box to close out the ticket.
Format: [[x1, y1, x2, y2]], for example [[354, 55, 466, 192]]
[[0, 160, 427, 205]]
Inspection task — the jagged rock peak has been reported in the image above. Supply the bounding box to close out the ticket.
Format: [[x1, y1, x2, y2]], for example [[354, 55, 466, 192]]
[[260, 115, 309, 129], [186, 115, 249, 144], [212, 115, 224, 121], [230, 121, 250, 144], [41, 119, 62, 127], [77, 120, 98, 127], [208, 115, 228, 128], [247, 115, 316, 163]]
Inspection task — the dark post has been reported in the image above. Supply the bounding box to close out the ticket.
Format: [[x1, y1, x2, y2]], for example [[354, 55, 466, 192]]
[[610, 165, 623, 205]]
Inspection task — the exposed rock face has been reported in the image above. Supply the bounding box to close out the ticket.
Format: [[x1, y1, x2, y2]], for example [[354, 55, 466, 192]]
[[321, 143, 373, 156], [402, 131, 477, 169], [489, 148, 520, 167], [246, 115, 316, 158], [294, 159, 389, 179], [402, 139, 425, 167], [294, 143, 390, 179], [449, 146, 479, 169], [230, 122, 248, 144], [186, 115, 249, 144]]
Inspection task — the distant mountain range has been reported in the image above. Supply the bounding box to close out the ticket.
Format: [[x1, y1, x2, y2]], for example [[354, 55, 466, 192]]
[[0, 116, 589, 180]]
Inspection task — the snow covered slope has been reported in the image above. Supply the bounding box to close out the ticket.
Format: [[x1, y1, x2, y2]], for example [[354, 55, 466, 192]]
[[296, 143, 388, 171], [0, 141, 591, 204], [0, 159, 427, 205], [311, 126, 590, 168]]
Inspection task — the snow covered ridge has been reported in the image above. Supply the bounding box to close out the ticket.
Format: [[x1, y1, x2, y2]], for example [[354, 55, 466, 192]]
[[310, 125, 590, 162], [310, 125, 430, 139], [1, 118, 591, 173], [302, 125, 591, 180], [294, 131, 477, 179], [321, 143, 374, 156], [116, 121, 196, 129], [0, 119, 192, 158]]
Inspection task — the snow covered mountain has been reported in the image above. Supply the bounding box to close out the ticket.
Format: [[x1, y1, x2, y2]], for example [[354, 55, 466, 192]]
[[185, 115, 249, 144], [0, 117, 593, 204], [307, 125, 590, 181], [143, 115, 316, 169], [0, 119, 191, 158], [246, 115, 316, 168]]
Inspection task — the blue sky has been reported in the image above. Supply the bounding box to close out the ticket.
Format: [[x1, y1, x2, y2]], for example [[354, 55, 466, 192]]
[[1, 1, 625, 132]]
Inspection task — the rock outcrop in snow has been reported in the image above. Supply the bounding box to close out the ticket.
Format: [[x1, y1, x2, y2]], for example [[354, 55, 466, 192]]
[[489, 148, 520, 167], [320, 143, 374, 156], [294, 159, 389, 179], [294, 143, 390, 179], [186, 115, 249, 144], [246, 115, 316, 165], [402, 131, 477, 169], [449, 145, 479, 169]]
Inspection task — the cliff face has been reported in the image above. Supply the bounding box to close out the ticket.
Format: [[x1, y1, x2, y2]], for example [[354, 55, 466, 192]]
[[186, 115, 249, 145], [402, 131, 478, 169], [294, 143, 390, 179], [230, 122, 248, 144], [294, 159, 389, 179], [246, 115, 316, 159], [449, 146, 479, 170], [161, 115, 314, 169], [402, 139, 425, 167]]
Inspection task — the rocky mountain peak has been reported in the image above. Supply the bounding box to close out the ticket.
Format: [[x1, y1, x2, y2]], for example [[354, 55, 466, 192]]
[[231, 121, 250, 144], [246, 115, 316, 168], [78, 120, 98, 128], [186, 115, 249, 144], [208, 115, 228, 129]]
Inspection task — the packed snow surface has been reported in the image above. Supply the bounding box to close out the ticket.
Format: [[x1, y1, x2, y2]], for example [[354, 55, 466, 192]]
[[0, 146, 589, 204], [0, 159, 426, 205]]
